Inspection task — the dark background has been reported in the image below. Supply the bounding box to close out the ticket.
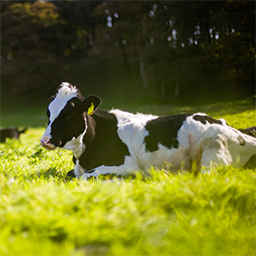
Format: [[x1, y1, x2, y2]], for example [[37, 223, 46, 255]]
[[1, 0, 255, 111]]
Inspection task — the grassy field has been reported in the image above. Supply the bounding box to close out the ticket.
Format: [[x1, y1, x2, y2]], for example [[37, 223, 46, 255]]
[[0, 97, 255, 255]]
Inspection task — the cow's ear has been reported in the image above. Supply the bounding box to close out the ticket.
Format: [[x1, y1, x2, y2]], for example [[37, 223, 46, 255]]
[[83, 95, 101, 115]]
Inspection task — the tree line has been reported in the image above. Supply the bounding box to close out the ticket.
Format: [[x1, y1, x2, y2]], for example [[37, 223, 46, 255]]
[[1, 0, 255, 103]]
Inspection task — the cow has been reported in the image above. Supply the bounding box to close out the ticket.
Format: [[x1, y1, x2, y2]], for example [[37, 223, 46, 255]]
[[0, 127, 27, 143], [41, 82, 256, 179]]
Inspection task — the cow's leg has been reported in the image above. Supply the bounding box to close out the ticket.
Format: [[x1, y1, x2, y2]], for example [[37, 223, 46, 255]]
[[200, 127, 233, 168], [74, 159, 86, 178], [81, 156, 139, 180], [201, 125, 256, 169]]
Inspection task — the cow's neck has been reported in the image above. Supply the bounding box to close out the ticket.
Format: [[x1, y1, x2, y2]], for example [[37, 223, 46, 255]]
[[83, 110, 116, 148], [64, 111, 109, 160], [67, 110, 113, 160], [70, 132, 86, 159], [79, 109, 130, 171], [64, 117, 87, 159]]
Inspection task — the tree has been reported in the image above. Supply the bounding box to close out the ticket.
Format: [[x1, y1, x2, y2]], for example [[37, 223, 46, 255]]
[[93, 1, 223, 97], [207, 1, 255, 90], [1, 2, 66, 92], [94, 1, 153, 88], [1, 0, 254, 100], [52, 0, 103, 59]]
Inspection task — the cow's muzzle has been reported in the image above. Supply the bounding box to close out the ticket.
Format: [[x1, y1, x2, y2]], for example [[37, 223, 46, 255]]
[[40, 136, 57, 150]]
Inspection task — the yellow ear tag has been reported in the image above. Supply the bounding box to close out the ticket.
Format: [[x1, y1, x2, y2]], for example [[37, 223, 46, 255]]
[[87, 103, 94, 115]]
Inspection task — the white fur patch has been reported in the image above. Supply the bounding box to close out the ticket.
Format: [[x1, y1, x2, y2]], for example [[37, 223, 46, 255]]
[[42, 82, 79, 139], [81, 156, 139, 179], [64, 122, 87, 158], [57, 82, 78, 98], [49, 82, 78, 122], [74, 159, 85, 178], [110, 109, 158, 158]]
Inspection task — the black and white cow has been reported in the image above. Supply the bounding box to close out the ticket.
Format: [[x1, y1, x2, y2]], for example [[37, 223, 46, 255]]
[[41, 82, 256, 179]]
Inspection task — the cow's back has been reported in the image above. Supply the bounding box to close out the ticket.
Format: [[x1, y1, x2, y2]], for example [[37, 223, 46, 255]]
[[111, 110, 256, 170]]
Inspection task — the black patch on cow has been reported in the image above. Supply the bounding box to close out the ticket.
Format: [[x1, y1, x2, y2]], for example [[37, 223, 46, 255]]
[[239, 126, 256, 138], [193, 115, 223, 125], [79, 109, 130, 171], [144, 113, 192, 152]]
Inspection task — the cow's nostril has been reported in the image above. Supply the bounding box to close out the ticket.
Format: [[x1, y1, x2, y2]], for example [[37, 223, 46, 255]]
[[41, 137, 56, 150], [41, 136, 51, 146]]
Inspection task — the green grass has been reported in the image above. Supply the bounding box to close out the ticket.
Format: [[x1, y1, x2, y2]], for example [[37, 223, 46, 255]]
[[0, 98, 255, 255]]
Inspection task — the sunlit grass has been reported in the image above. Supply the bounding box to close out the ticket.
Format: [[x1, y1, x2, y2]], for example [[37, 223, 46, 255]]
[[0, 98, 255, 255]]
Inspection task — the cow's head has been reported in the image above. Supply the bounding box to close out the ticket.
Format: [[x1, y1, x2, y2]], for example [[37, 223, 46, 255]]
[[41, 82, 101, 150]]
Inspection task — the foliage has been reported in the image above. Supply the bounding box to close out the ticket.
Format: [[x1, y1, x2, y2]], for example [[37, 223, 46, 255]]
[[94, 1, 255, 95], [206, 1, 255, 83], [0, 0, 255, 99], [52, 1, 103, 58], [0, 100, 255, 255], [1, 2, 66, 93]]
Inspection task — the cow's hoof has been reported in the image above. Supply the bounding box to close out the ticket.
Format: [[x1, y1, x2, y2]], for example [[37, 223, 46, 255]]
[[66, 169, 76, 179]]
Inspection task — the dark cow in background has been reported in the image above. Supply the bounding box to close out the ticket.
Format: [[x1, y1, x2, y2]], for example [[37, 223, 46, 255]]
[[0, 127, 27, 143], [41, 82, 256, 179]]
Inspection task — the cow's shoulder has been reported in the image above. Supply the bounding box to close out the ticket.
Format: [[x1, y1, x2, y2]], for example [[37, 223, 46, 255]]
[[144, 113, 193, 152]]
